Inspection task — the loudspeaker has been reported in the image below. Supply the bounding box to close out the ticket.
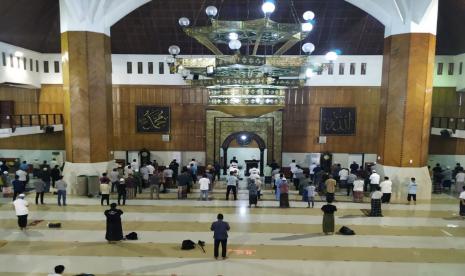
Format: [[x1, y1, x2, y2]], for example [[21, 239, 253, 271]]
[[440, 129, 451, 138], [44, 126, 54, 133]]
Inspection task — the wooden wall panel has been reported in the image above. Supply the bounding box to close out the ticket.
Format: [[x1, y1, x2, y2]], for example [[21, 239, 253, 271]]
[[0, 132, 65, 149], [0, 85, 39, 114], [38, 84, 64, 114], [112, 85, 207, 151], [282, 86, 380, 153]]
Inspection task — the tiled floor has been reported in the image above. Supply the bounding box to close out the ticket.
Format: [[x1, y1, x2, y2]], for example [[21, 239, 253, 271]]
[[0, 185, 464, 276]]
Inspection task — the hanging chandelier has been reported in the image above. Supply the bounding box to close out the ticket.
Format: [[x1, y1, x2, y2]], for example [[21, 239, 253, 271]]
[[168, 1, 338, 116]]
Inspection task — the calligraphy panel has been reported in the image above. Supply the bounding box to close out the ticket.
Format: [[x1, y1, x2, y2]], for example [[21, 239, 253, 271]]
[[136, 106, 170, 133], [320, 107, 356, 136]]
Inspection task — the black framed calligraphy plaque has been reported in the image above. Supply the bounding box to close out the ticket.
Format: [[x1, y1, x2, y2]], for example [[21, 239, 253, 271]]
[[136, 106, 170, 133], [320, 107, 356, 136]]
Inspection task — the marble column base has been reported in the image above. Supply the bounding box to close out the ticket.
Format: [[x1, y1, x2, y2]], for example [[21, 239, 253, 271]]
[[373, 164, 432, 202], [62, 160, 117, 195]]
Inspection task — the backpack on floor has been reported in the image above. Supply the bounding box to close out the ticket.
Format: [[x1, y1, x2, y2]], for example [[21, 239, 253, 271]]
[[181, 239, 196, 250], [126, 232, 138, 240], [339, 226, 355, 235]]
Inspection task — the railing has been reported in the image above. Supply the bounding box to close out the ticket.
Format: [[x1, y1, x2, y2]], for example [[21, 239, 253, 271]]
[[431, 116, 465, 130], [0, 114, 63, 131]]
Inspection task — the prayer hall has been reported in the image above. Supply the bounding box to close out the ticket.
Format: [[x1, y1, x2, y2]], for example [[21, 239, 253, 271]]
[[1, 0, 465, 275]]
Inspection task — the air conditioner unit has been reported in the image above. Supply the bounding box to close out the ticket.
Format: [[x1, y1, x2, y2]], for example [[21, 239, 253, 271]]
[[44, 126, 55, 133], [440, 129, 451, 138], [318, 136, 327, 144]]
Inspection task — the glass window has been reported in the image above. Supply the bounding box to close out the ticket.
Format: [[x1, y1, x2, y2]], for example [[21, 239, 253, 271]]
[[338, 63, 344, 75], [350, 63, 356, 75], [17, 57, 20, 68], [361, 63, 367, 75], [448, 63, 454, 75], [159, 62, 164, 74], [460, 62, 463, 75], [127, 62, 132, 74], [35, 60, 39, 72], [437, 63, 443, 75], [23, 57, 26, 70], [29, 59, 33, 71], [54, 61, 60, 73], [148, 62, 153, 74], [327, 63, 334, 75], [9, 54, 13, 67], [137, 62, 143, 74], [2, 52, 6, 66], [43, 61, 49, 73]]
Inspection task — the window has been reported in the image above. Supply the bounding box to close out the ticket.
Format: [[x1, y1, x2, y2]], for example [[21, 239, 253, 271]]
[[1, 52, 5, 66], [350, 63, 356, 75], [23, 58, 27, 70], [159, 62, 164, 74], [437, 63, 443, 75], [460, 62, 463, 75], [43, 61, 49, 73], [338, 63, 344, 75], [54, 61, 60, 73], [448, 63, 454, 75], [35, 60, 39, 72], [29, 59, 33, 71], [9, 54, 13, 67], [137, 62, 143, 74], [361, 63, 367, 75], [16, 57, 20, 68], [148, 62, 153, 74], [327, 63, 334, 75], [127, 62, 132, 74]]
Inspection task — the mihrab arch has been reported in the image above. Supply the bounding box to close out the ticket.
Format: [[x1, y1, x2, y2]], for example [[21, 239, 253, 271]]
[[221, 131, 266, 175]]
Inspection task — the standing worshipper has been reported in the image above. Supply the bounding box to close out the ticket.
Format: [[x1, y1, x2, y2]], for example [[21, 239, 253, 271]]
[[13, 193, 29, 231], [117, 178, 127, 205], [109, 168, 120, 193], [226, 171, 238, 200], [55, 176, 67, 206], [139, 164, 149, 188], [338, 167, 349, 191], [104, 203, 124, 244], [380, 176, 393, 203], [41, 167, 51, 193], [210, 213, 230, 260], [353, 175, 365, 203], [369, 170, 380, 192], [275, 174, 284, 201], [459, 186, 465, 217], [189, 159, 198, 179], [432, 166, 444, 194], [279, 178, 290, 208], [149, 171, 161, 200], [293, 165, 304, 192], [247, 179, 258, 208], [407, 177, 417, 205], [441, 166, 453, 192], [369, 186, 383, 216], [321, 198, 337, 235], [325, 175, 337, 202], [100, 180, 110, 206], [12, 175, 24, 201], [199, 174, 210, 201], [177, 167, 192, 199], [264, 164, 272, 187], [169, 159, 180, 185], [0, 160, 9, 173], [34, 178, 46, 205], [350, 161, 359, 173], [309, 162, 317, 181], [347, 171, 356, 196], [213, 161, 221, 182], [124, 165, 133, 178], [146, 162, 155, 177], [16, 168, 27, 191], [125, 174, 136, 199], [455, 169, 465, 195], [306, 182, 316, 208], [50, 165, 61, 188], [130, 159, 139, 172], [163, 166, 173, 188]]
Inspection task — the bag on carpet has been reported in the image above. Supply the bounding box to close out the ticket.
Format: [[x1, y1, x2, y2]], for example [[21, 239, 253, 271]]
[[181, 239, 196, 250], [126, 232, 138, 240], [48, 222, 62, 228], [339, 226, 355, 235]]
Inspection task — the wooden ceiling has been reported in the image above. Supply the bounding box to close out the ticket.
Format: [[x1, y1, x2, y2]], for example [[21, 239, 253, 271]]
[[0, 0, 463, 55]]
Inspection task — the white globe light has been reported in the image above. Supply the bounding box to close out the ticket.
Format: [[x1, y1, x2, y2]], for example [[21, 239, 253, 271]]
[[305, 68, 314, 78], [301, 22, 313, 32], [228, 39, 242, 50], [205, 6, 218, 17], [325, 51, 338, 62], [168, 45, 180, 56], [303, 11, 315, 21], [262, 2, 275, 14], [241, 135, 247, 140], [228, 32, 239, 40], [302, 42, 315, 54], [178, 17, 190, 27]]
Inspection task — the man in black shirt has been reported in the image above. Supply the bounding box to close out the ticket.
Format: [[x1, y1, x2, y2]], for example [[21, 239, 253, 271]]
[[210, 213, 230, 259]]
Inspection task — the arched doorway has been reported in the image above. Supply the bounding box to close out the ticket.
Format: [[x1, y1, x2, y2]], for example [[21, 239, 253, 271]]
[[221, 131, 266, 175]]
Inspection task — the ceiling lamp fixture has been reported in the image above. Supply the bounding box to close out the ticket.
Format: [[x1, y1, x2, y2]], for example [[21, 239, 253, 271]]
[[170, 2, 338, 116]]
